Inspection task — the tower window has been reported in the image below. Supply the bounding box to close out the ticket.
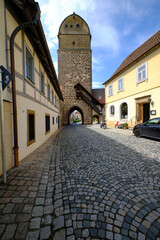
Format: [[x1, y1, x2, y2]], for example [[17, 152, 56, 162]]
[[65, 24, 68, 28], [70, 25, 73, 28], [76, 24, 80, 28]]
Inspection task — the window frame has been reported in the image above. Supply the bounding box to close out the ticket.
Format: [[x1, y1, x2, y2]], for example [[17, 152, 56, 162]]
[[117, 77, 124, 92], [25, 45, 35, 84], [27, 110, 35, 146], [40, 70, 45, 95], [52, 90, 54, 104], [47, 83, 50, 100], [120, 102, 128, 119], [110, 105, 115, 117], [45, 114, 50, 134], [108, 84, 113, 97], [136, 62, 147, 84]]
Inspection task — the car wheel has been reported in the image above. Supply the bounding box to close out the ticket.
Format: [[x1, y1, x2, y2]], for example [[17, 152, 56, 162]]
[[134, 129, 141, 138]]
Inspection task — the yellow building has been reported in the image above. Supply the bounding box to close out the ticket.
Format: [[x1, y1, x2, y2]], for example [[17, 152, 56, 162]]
[[0, 0, 63, 176], [104, 30, 160, 128]]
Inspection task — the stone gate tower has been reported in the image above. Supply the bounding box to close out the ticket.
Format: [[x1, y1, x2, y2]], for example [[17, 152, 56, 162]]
[[58, 13, 93, 125]]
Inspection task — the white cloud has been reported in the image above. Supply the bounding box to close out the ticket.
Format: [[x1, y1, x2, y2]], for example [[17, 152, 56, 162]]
[[38, 0, 95, 48], [92, 81, 103, 89], [52, 60, 58, 75], [92, 23, 120, 55]]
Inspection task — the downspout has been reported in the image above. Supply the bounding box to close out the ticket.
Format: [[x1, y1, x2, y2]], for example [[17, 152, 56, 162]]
[[10, 18, 38, 167]]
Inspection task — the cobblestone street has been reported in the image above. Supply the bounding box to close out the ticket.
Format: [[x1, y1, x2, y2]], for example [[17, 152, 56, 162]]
[[1, 124, 160, 239]]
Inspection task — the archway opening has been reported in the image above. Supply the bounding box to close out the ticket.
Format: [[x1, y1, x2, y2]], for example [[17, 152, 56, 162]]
[[120, 102, 128, 120], [92, 115, 99, 124], [68, 106, 84, 125]]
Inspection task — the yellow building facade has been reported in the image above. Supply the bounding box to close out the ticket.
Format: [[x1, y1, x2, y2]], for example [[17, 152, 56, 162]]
[[104, 31, 160, 128], [0, 0, 63, 176]]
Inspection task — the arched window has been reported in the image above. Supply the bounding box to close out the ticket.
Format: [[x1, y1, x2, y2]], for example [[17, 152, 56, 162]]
[[110, 105, 115, 116], [120, 102, 128, 119]]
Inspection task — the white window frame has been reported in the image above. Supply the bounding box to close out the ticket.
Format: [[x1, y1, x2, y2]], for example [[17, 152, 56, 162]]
[[25, 44, 34, 84], [108, 84, 113, 96], [40, 70, 45, 95], [136, 62, 147, 84], [117, 77, 123, 92]]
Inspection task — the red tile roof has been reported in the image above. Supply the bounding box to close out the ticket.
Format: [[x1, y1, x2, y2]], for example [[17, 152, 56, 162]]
[[103, 30, 160, 84], [92, 88, 105, 104]]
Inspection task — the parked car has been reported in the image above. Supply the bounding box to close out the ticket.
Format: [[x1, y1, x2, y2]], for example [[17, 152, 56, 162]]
[[133, 118, 160, 139]]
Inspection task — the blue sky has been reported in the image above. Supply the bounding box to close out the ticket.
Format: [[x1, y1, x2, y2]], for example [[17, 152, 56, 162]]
[[37, 0, 160, 89]]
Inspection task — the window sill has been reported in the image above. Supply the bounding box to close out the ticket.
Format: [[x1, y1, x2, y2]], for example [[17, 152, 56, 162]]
[[25, 77, 35, 87], [41, 91, 45, 97], [136, 78, 148, 85], [45, 130, 50, 135], [27, 139, 35, 147], [117, 89, 124, 93]]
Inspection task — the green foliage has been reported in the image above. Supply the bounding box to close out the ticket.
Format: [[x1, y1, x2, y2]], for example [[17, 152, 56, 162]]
[[73, 119, 81, 123]]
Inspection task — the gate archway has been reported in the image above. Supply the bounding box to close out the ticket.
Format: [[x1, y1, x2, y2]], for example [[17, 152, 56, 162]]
[[92, 115, 99, 124], [68, 106, 84, 125]]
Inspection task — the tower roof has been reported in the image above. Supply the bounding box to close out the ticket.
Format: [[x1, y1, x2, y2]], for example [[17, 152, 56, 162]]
[[58, 12, 91, 36]]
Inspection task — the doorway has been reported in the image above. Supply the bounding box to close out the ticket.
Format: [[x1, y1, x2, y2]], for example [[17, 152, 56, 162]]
[[137, 102, 150, 123], [68, 106, 83, 125]]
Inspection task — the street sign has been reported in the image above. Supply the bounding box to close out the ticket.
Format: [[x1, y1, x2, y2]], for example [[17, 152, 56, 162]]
[[0, 65, 12, 90]]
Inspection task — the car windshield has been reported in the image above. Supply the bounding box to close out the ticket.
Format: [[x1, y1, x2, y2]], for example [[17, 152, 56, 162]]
[[146, 119, 160, 125]]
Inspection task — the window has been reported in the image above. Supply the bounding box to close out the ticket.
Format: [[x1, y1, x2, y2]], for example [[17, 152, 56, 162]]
[[40, 71, 45, 94], [146, 119, 160, 125], [55, 96, 58, 108], [110, 105, 115, 116], [56, 117, 58, 124], [48, 83, 50, 100], [26, 47, 34, 83], [137, 62, 147, 83], [27, 110, 35, 146], [52, 117, 54, 125], [118, 78, 123, 92], [77, 24, 80, 28], [120, 102, 128, 119], [108, 84, 113, 96], [45, 114, 50, 134], [52, 91, 54, 104]]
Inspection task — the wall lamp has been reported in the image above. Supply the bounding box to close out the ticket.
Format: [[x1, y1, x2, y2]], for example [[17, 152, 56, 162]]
[[148, 98, 154, 106]]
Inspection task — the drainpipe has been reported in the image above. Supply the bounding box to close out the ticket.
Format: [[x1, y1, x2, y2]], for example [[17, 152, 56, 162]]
[[10, 16, 39, 167]]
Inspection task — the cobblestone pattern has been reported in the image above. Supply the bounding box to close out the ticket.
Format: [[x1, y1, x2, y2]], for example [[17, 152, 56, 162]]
[[55, 125, 160, 239], [0, 125, 160, 239], [90, 125, 160, 162], [0, 131, 59, 240]]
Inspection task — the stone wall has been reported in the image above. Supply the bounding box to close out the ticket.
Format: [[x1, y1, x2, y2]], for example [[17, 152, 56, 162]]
[[58, 49, 92, 125]]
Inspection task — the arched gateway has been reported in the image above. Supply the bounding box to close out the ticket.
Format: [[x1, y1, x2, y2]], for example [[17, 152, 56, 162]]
[[58, 13, 103, 125], [69, 106, 84, 125]]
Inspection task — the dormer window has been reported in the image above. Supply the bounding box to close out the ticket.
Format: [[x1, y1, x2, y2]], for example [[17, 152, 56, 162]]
[[65, 24, 68, 28], [76, 24, 80, 28]]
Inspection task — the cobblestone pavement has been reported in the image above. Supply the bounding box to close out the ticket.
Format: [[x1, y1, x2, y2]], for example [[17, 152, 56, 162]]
[[0, 124, 160, 239]]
